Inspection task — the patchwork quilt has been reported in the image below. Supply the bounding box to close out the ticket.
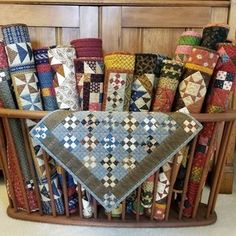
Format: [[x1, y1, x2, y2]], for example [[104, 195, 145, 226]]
[[31, 110, 202, 211]]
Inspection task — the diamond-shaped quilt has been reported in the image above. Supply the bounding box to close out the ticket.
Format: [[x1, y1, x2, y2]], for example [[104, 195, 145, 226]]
[[31, 109, 202, 211]]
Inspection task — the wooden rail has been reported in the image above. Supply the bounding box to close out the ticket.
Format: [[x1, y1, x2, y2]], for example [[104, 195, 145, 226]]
[[0, 108, 236, 122], [0, 0, 231, 7]]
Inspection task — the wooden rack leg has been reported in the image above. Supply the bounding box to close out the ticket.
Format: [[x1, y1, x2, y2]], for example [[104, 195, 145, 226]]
[[20, 119, 43, 215], [178, 135, 198, 220], [192, 123, 219, 218], [136, 186, 142, 221], [93, 198, 98, 219], [77, 182, 83, 218], [42, 151, 57, 217], [122, 200, 126, 221], [206, 121, 228, 218], [165, 156, 178, 221], [61, 168, 70, 217], [210, 121, 234, 215], [150, 171, 159, 221]]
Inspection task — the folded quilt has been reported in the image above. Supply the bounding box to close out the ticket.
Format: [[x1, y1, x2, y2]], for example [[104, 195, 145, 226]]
[[31, 110, 202, 211]]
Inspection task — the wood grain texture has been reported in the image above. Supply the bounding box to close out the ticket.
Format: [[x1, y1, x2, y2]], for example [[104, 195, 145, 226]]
[[228, 0, 236, 39], [121, 28, 142, 53], [60, 28, 80, 45], [211, 7, 228, 23], [80, 7, 99, 37], [0, 0, 230, 7], [28, 27, 56, 48], [6, 205, 217, 227], [142, 28, 184, 56], [0, 5, 79, 27], [122, 7, 211, 27], [220, 93, 236, 194], [101, 7, 121, 52]]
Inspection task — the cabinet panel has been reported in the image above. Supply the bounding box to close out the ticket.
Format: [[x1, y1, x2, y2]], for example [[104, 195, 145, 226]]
[[28, 27, 56, 48], [142, 28, 184, 57], [101, 7, 121, 52], [121, 28, 142, 53], [0, 5, 80, 27], [122, 7, 211, 28]]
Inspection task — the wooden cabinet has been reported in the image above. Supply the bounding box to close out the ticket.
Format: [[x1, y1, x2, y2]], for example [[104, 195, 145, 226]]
[[0, 0, 235, 190]]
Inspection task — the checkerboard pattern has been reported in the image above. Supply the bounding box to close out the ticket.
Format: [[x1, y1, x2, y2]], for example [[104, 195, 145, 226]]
[[31, 110, 202, 211]]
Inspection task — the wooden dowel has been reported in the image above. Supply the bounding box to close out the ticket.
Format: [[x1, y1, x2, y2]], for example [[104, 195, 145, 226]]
[[150, 171, 159, 221], [43, 152, 57, 217], [206, 121, 226, 218], [20, 119, 43, 215], [0, 125, 16, 211], [0, 108, 236, 122], [107, 212, 112, 221], [136, 186, 142, 221], [122, 200, 126, 221], [178, 135, 198, 220], [61, 168, 70, 217], [93, 198, 97, 219], [213, 121, 225, 166], [77, 182, 83, 218], [165, 156, 178, 220], [192, 122, 219, 218], [210, 122, 234, 215], [2, 117, 30, 213], [0, 119, 12, 208]]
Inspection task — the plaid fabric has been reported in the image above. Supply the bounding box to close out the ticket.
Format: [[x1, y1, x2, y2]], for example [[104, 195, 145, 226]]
[[71, 38, 103, 58]]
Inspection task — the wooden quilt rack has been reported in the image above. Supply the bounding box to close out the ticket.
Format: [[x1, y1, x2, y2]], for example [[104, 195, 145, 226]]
[[0, 0, 236, 227], [0, 109, 236, 227]]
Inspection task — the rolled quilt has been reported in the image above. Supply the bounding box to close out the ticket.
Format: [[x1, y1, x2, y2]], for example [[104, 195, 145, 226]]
[[0, 67, 38, 211], [140, 59, 183, 219], [172, 47, 219, 209], [48, 46, 79, 111], [72, 38, 105, 216], [183, 44, 236, 217], [47, 46, 79, 214], [102, 52, 135, 111], [2, 24, 64, 215], [200, 24, 229, 50], [152, 59, 183, 112], [175, 31, 202, 63], [71, 38, 103, 58], [1, 32, 39, 212], [128, 53, 158, 215], [130, 53, 157, 111], [33, 47, 58, 111], [74, 58, 104, 111], [175, 47, 219, 113]]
